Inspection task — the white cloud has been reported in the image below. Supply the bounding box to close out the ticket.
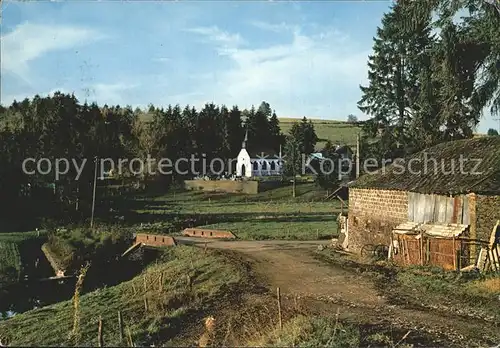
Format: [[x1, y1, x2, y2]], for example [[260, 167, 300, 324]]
[[1, 22, 104, 83], [88, 82, 139, 105], [189, 24, 370, 118], [153, 57, 171, 63], [249, 20, 297, 33], [185, 26, 245, 48]]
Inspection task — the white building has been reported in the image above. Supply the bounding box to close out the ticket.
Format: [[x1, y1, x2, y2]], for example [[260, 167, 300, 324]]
[[236, 130, 284, 178]]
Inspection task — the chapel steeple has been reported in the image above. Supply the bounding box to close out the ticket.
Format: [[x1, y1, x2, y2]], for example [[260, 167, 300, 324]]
[[242, 127, 248, 149]]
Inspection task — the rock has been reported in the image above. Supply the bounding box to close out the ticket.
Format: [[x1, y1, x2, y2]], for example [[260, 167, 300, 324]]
[[317, 245, 325, 251]]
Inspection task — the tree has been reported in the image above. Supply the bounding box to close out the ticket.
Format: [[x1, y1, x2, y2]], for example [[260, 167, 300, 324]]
[[358, 0, 435, 159], [487, 128, 499, 136], [226, 106, 243, 158], [315, 140, 340, 191], [400, 0, 497, 145], [289, 117, 318, 155], [283, 136, 302, 198], [347, 114, 358, 123], [268, 110, 284, 152], [245, 101, 274, 153]]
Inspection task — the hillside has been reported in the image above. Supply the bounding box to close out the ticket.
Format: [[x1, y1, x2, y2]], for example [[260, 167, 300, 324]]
[[278, 117, 361, 149], [138, 112, 361, 151]]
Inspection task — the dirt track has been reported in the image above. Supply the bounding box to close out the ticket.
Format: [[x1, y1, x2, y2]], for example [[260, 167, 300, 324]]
[[175, 237, 500, 347]]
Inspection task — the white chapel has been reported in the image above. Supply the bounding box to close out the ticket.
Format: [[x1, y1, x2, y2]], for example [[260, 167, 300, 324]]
[[236, 130, 284, 178]]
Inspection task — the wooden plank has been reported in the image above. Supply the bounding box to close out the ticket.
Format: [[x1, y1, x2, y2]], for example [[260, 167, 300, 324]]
[[424, 194, 434, 223], [462, 197, 470, 225], [477, 248, 488, 271], [408, 192, 415, 221], [460, 265, 476, 272], [489, 250, 499, 272], [414, 194, 426, 223], [436, 196, 448, 223], [121, 242, 142, 257], [488, 220, 500, 248], [456, 196, 464, 224], [445, 198, 454, 224], [432, 195, 439, 223]]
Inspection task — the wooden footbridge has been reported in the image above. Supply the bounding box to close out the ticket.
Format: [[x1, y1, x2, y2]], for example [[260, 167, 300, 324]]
[[121, 229, 236, 257]]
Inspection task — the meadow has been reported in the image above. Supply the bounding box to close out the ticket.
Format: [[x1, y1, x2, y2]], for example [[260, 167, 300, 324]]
[[139, 113, 362, 151], [278, 118, 361, 149], [0, 231, 44, 289], [122, 183, 342, 240]]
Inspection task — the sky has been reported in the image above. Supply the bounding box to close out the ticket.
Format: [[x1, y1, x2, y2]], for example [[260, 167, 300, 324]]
[[0, 0, 497, 133]]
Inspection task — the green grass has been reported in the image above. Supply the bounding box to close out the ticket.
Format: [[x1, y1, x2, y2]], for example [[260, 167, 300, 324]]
[[138, 114, 361, 151], [278, 118, 361, 149], [123, 183, 340, 240], [0, 242, 20, 286], [253, 315, 361, 347], [316, 250, 500, 323], [0, 231, 44, 289], [45, 227, 132, 272], [0, 246, 248, 346]]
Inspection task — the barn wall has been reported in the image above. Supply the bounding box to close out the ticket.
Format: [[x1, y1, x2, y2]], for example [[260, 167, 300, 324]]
[[476, 195, 500, 241], [348, 188, 408, 252], [407, 192, 470, 227]]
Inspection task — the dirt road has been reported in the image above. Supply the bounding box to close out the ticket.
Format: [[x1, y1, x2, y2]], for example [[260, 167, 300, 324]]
[[175, 237, 500, 347]]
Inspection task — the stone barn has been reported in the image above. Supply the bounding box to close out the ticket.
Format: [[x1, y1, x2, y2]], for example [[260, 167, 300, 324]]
[[346, 137, 500, 263]]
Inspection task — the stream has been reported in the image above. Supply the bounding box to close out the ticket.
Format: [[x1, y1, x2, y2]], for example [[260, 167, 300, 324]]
[[0, 244, 159, 320]]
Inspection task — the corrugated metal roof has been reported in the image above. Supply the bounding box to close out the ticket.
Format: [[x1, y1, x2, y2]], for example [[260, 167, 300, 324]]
[[392, 222, 423, 234], [422, 223, 468, 238], [392, 222, 468, 238]]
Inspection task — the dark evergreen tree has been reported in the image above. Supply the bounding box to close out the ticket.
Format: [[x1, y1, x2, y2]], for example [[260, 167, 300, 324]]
[[315, 140, 340, 190], [268, 110, 283, 153], [487, 128, 499, 136], [358, 0, 435, 159], [226, 105, 243, 158], [289, 117, 318, 155]]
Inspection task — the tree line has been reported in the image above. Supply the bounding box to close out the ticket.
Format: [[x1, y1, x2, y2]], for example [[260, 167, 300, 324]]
[[0, 93, 321, 225], [358, 0, 500, 162]]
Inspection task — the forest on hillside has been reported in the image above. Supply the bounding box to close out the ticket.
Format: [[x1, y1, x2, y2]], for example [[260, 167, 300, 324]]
[[0, 0, 499, 228]]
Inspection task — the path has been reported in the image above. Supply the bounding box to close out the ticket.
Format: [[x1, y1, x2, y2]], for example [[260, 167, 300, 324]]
[[175, 236, 500, 347]]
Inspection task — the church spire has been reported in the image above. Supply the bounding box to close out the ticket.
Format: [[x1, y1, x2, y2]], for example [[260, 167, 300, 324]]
[[242, 127, 248, 149]]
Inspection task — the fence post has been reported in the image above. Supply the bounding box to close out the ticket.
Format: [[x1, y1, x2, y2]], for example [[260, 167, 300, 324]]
[[277, 287, 282, 330], [158, 272, 163, 294], [118, 311, 124, 344], [127, 326, 134, 347], [97, 316, 103, 347]]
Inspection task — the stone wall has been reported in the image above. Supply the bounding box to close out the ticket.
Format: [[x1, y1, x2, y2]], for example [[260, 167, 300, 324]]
[[184, 180, 259, 194], [348, 188, 409, 252], [475, 194, 500, 241]]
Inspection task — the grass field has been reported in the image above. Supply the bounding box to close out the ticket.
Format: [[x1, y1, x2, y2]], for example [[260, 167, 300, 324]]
[[278, 118, 361, 149], [123, 183, 341, 240], [0, 231, 43, 289], [138, 113, 361, 151], [0, 246, 251, 346]]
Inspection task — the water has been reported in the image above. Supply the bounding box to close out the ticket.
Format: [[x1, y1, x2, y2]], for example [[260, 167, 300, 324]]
[[0, 246, 158, 319]]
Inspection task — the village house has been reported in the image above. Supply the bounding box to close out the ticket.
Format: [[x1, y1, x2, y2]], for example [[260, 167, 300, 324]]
[[346, 137, 500, 267]]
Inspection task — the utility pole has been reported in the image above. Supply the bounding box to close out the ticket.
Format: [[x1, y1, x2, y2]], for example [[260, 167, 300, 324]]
[[355, 133, 360, 179], [292, 142, 296, 198], [90, 156, 98, 229]]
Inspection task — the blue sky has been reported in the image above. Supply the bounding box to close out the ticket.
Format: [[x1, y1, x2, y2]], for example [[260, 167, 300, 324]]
[[1, 0, 497, 132]]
